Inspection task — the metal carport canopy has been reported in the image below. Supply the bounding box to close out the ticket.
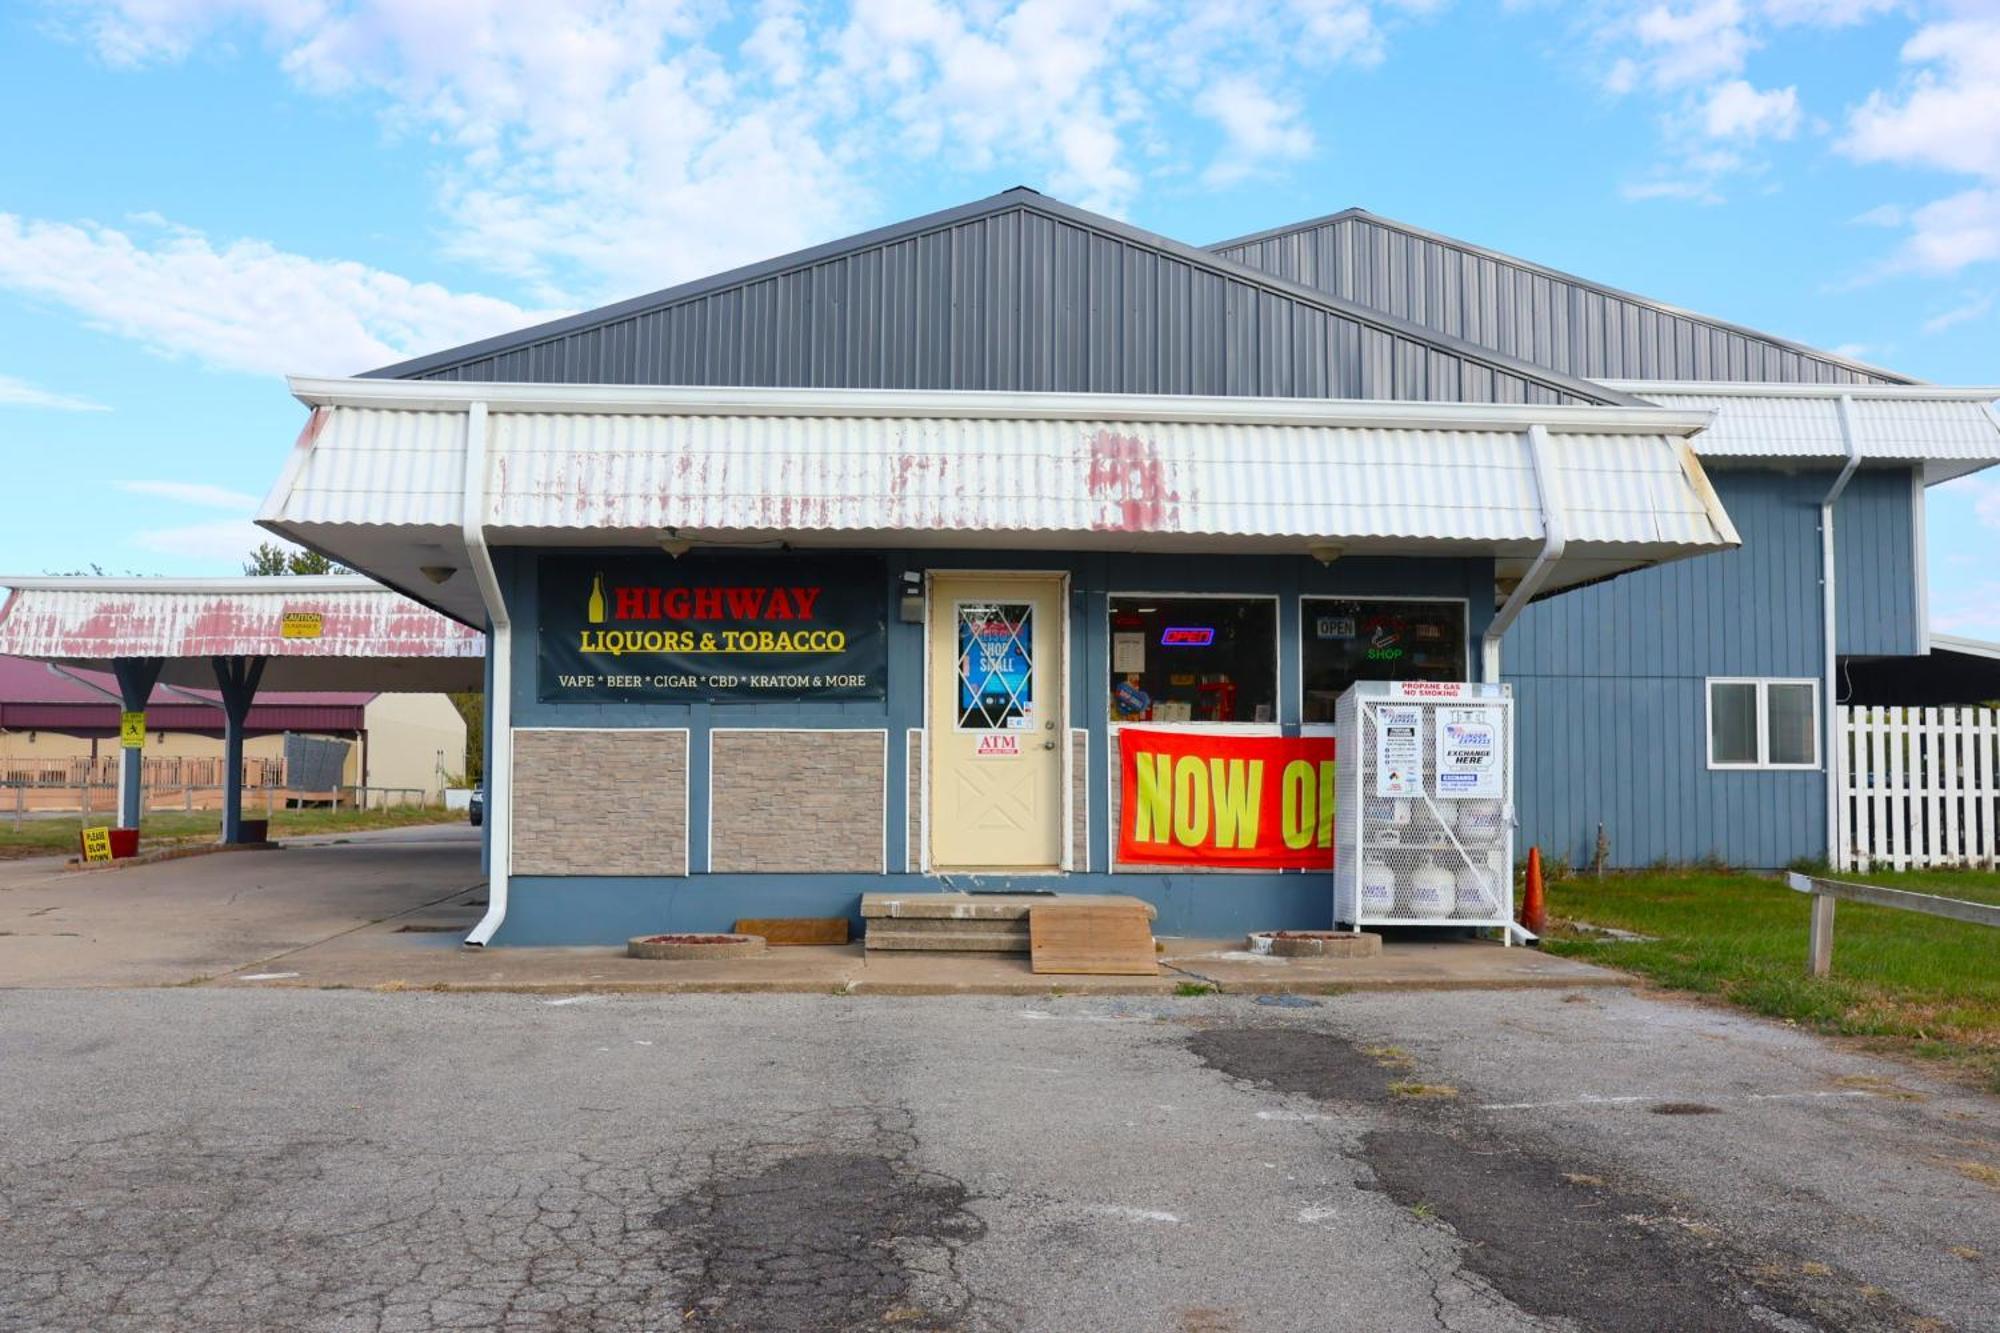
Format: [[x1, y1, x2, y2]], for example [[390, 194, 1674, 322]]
[[257, 378, 1740, 625], [0, 576, 483, 840], [0, 577, 485, 692]]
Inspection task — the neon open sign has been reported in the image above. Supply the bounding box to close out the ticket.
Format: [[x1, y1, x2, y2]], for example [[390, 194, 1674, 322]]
[[1160, 626, 1216, 646]]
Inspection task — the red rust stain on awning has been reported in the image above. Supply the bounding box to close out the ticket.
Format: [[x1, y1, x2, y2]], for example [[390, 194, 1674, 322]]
[[1085, 430, 1181, 532]]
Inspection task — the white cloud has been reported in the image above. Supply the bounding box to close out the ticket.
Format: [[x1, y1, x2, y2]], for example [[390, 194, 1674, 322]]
[[1839, 19, 2000, 276], [1761, 0, 1897, 25], [1843, 20, 2000, 181], [1922, 292, 1993, 334], [0, 213, 560, 376], [129, 517, 269, 562], [1195, 77, 1316, 186], [0, 374, 109, 411], [115, 480, 264, 509], [53, 1, 1412, 304], [1626, 0, 1756, 92], [1701, 79, 1799, 140]]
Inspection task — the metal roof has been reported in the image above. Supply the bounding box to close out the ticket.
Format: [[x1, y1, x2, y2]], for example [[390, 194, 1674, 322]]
[[367, 189, 1632, 409], [1210, 208, 1915, 387], [1599, 382, 2000, 484], [0, 577, 485, 690], [261, 378, 1739, 617]]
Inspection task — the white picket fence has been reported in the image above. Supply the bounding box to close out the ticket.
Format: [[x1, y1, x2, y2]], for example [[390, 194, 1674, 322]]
[[1836, 705, 2000, 871]]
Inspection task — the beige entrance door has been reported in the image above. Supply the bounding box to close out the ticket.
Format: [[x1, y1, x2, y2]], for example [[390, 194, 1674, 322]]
[[928, 573, 1066, 871]]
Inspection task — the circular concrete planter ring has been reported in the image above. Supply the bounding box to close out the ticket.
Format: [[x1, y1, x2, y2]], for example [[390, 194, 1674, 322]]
[[626, 933, 767, 961]]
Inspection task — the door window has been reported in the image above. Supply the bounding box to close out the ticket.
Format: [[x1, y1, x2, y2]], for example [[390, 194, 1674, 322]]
[[956, 602, 1034, 730]]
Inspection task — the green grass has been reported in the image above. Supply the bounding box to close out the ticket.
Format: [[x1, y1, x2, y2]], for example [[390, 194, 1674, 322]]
[[1544, 867, 2000, 1092], [0, 804, 465, 859]]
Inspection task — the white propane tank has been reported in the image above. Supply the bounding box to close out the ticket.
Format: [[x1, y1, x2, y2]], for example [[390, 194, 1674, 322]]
[[1360, 858, 1398, 917], [1453, 864, 1497, 918], [1408, 861, 1454, 918], [1455, 799, 1504, 846]]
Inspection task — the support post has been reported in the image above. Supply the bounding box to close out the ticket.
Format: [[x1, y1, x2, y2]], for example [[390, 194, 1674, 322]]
[[111, 658, 165, 832], [211, 655, 268, 844], [1808, 892, 1836, 977]]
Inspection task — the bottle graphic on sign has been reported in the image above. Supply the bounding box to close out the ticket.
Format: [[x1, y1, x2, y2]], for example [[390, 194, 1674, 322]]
[[587, 572, 607, 624]]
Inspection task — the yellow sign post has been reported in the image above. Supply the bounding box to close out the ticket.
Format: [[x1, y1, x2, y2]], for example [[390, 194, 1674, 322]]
[[120, 710, 146, 748], [281, 611, 324, 640], [80, 826, 114, 862]]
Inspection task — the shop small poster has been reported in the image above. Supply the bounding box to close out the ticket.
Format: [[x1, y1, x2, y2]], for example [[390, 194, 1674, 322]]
[[1435, 707, 1500, 797], [1374, 705, 1422, 797]]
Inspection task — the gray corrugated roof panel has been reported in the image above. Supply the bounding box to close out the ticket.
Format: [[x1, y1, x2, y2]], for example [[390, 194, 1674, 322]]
[[1208, 208, 1917, 387], [371, 188, 1634, 407]]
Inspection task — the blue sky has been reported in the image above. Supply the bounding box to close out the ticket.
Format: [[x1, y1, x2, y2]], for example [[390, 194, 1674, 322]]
[[0, 0, 1995, 634]]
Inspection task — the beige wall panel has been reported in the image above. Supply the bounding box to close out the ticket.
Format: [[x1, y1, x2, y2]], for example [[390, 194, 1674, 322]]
[[711, 730, 885, 874], [513, 729, 688, 876]]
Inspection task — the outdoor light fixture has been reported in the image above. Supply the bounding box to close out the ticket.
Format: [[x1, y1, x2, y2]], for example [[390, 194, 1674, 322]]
[[1309, 542, 1346, 566], [660, 535, 693, 559], [419, 565, 458, 585]]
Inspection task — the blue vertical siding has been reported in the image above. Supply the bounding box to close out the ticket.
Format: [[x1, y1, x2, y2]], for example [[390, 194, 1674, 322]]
[[1834, 468, 1921, 657], [1506, 464, 1922, 868]]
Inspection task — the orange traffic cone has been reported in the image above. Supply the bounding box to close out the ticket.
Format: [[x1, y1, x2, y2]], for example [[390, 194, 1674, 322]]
[[1522, 846, 1547, 936]]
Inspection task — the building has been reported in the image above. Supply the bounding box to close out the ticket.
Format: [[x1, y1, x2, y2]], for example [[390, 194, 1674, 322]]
[[1209, 209, 2000, 869], [0, 652, 467, 809], [255, 189, 1767, 946]]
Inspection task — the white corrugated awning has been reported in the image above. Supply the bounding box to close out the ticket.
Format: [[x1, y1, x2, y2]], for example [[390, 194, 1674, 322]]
[[261, 379, 1740, 625], [1601, 381, 2000, 484], [0, 577, 485, 690]]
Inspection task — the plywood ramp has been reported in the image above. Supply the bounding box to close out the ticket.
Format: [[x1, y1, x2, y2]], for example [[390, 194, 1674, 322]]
[[1029, 901, 1159, 975]]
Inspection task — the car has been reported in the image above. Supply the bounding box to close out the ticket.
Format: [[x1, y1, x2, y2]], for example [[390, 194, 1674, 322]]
[[468, 786, 484, 827]]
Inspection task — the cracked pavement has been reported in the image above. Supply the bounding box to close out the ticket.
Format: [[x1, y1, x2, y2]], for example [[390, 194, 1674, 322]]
[[0, 988, 1994, 1332]]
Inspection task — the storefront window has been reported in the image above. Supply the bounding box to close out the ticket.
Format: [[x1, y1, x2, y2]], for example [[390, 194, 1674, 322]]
[[1108, 596, 1277, 724], [956, 601, 1034, 729], [1300, 598, 1468, 722]]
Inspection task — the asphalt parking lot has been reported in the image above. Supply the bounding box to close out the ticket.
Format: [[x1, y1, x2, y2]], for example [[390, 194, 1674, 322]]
[[2, 983, 1993, 1332]]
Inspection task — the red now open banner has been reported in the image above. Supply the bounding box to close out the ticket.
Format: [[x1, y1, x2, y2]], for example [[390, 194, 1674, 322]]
[[1117, 728, 1337, 870]]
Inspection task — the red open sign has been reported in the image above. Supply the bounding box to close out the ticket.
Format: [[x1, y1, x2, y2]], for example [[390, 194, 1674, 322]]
[[1160, 626, 1215, 646]]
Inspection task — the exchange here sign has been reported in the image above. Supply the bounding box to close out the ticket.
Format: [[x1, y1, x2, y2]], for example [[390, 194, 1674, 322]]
[[537, 554, 887, 703], [1117, 728, 1337, 870]]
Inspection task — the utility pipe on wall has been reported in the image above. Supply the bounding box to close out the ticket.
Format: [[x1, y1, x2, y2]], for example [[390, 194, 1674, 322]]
[[1822, 395, 1864, 870], [459, 401, 514, 947], [1480, 424, 1566, 683]]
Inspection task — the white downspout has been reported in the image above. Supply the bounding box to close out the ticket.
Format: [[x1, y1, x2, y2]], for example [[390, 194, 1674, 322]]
[[1481, 423, 1566, 682], [460, 401, 512, 947], [1822, 395, 1863, 871]]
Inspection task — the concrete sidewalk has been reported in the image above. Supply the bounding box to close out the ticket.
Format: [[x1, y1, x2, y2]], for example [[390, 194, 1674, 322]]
[[216, 912, 1618, 996]]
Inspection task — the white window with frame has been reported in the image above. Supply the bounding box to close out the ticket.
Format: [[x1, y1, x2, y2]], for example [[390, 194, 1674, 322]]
[[1706, 678, 1819, 770]]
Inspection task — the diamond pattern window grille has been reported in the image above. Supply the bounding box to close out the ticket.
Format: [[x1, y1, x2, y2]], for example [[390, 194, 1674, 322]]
[[955, 602, 1034, 730]]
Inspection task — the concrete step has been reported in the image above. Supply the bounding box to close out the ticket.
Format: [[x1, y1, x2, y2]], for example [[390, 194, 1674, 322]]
[[860, 891, 1155, 922], [864, 921, 1031, 954]]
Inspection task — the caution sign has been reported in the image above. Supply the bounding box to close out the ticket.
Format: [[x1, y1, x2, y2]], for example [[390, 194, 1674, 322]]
[[120, 710, 146, 749], [80, 826, 114, 862], [280, 611, 324, 639], [1117, 728, 1337, 870]]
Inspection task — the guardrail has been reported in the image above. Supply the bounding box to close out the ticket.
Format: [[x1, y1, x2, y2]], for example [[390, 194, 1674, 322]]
[[1784, 871, 2000, 977]]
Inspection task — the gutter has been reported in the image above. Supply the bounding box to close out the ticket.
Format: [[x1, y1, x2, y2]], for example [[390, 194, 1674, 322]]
[[1481, 425, 1564, 947], [1481, 424, 1566, 683], [1823, 395, 1864, 870], [458, 401, 513, 948]]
